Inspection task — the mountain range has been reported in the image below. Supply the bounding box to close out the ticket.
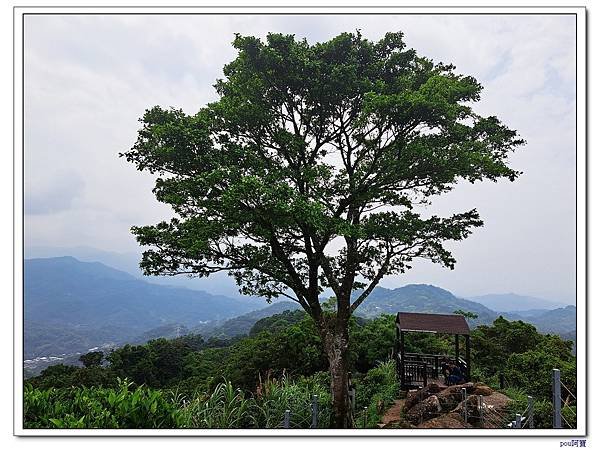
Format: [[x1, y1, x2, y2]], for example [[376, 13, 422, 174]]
[[468, 293, 568, 312], [23, 255, 577, 364], [25, 245, 244, 298], [24, 256, 265, 358], [355, 284, 498, 326]]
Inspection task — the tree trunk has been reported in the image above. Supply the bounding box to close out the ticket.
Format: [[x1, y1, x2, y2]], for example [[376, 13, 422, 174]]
[[322, 322, 352, 428]]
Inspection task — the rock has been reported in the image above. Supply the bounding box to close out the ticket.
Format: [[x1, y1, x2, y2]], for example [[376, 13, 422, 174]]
[[404, 383, 444, 411], [418, 412, 472, 429], [435, 385, 466, 411], [399, 381, 507, 429], [405, 395, 443, 425], [472, 382, 494, 396], [451, 394, 483, 426]]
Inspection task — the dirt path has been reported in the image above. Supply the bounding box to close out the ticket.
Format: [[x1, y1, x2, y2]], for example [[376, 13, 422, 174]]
[[378, 399, 406, 428]]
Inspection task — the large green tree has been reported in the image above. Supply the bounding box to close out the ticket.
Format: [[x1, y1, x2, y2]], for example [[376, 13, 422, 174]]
[[121, 31, 523, 427]]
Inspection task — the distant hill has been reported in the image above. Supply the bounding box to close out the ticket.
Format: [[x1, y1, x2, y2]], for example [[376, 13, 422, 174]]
[[24, 257, 264, 357], [23, 257, 576, 360], [192, 301, 301, 338], [184, 285, 576, 340], [131, 323, 192, 344], [188, 284, 499, 339], [355, 284, 498, 325], [25, 245, 246, 298], [517, 305, 576, 335], [468, 293, 568, 312]]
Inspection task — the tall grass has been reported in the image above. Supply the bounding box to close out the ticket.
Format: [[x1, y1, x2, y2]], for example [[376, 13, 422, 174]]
[[252, 371, 331, 428], [25, 373, 333, 429], [354, 360, 398, 428], [177, 381, 254, 428]]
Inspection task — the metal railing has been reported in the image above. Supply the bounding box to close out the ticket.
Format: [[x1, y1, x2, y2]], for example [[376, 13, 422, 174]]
[[552, 368, 577, 429], [507, 395, 534, 428]]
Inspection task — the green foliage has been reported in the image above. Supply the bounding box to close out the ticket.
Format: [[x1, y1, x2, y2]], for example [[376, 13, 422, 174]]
[[79, 351, 104, 368], [502, 387, 576, 429], [25, 309, 578, 429], [404, 332, 454, 355], [217, 316, 328, 390], [471, 316, 542, 378], [30, 364, 79, 389], [107, 338, 195, 387], [121, 32, 522, 304], [24, 380, 183, 428], [453, 309, 478, 320], [471, 316, 576, 402], [504, 349, 576, 400], [354, 360, 398, 428], [249, 310, 306, 336], [177, 381, 254, 428], [252, 372, 332, 428], [25, 375, 332, 429], [350, 314, 396, 372]]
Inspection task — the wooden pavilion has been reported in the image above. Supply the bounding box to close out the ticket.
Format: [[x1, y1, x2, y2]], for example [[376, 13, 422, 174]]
[[394, 312, 471, 391]]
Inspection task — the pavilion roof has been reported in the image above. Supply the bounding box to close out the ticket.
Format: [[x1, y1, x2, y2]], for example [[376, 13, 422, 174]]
[[396, 312, 470, 335]]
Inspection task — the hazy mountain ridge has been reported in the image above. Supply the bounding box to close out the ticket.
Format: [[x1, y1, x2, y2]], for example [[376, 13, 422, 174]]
[[355, 284, 498, 326], [192, 301, 302, 339], [23, 256, 576, 362], [25, 245, 245, 298], [468, 293, 568, 312], [505, 305, 576, 335], [24, 257, 265, 357]]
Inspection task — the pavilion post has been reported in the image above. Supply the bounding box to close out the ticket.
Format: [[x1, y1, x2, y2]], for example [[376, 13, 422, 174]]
[[400, 329, 405, 390], [454, 334, 460, 364], [465, 334, 471, 382]]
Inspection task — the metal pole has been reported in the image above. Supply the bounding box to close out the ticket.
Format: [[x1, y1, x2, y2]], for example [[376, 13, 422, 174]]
[[479, 395, 484, 428], [465, 335, 471, 382], [311, 394, 318, 429], [552, 369, 562, 429], [527, 395, 534, 429], [499, 372, 505, 390], [515, 414, 522, 429], [363, 406, 368, 428], [283, 409, 290, 429], [462, 387, 467, 424]]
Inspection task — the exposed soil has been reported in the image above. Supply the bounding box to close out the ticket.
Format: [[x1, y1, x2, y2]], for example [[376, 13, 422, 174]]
[[378, 399, 406, 428]]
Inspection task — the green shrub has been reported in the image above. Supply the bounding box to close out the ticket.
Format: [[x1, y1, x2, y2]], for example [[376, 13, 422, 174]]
[[354, 360, 398, 428], [502, 387, 576, 429], [24, 379, 183, 428]]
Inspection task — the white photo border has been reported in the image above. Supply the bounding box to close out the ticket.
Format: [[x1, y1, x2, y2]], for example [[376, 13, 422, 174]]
[[13, 4, 587, 437]]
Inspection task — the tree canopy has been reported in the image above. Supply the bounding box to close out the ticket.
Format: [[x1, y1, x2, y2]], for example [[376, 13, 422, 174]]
[[121, 31, 523, 321]]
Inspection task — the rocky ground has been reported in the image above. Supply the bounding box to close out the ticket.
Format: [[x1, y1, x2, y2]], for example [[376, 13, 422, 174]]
[[379, 381, 512, 429]]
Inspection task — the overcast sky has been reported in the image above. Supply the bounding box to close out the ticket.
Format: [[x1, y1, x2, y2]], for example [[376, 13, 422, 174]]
[[23, 14, 577, 303]]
